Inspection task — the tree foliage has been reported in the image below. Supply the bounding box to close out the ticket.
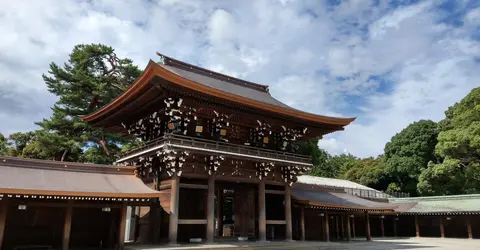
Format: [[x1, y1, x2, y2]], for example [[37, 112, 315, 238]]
[[383, 120, 438, 195], [33, 44, 142, 163], [418, 87, 480, 195], [0, 133, 8, 156], [342, 156, 390, 191]]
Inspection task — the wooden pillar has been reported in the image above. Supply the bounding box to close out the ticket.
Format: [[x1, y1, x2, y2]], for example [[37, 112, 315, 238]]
[[365, 212, 371, 241], [149, 203, 161, 243], [0, 199, 8, 250], [323, 211, 329, 242], [415, 215, 420, 237], [467, 216, 473, 239], [62, 201, 73, 250], [340, 215, 345, 240], [352, 216, 356, 238], [258, 179, 267, 241], [216, 188, 224, 237], [168, 175, 180, 245], [300, 207, 305, 241], [284, 184, 292, 241], [345, 213, 351, 241], [380, 216, 385, 237], [335, 216, 339, 240], [393, 217, 397, 237], [440, 217, 445, 238], [206, 174, 215, 243], [118, 202, 128, 249]]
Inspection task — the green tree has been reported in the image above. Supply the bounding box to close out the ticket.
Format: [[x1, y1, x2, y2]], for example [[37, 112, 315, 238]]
[[6, 132, 35, 157], [418, 87, 480, 195], [384, 120, 438, 195], [0, 132, 9, 156], [35, 44, 142, 163], [342, 156, 391, 191]]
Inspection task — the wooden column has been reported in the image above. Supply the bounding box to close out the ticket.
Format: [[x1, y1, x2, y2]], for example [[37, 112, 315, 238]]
[[323, 211, 329, 242], [152, 203, 162, 243], [345, 213, 351, 241], [118, 202, 128, 249], [380, 216, 385, 237], [206, 174, 215, 243], [393, 217, 397, 237], [284, 184, 292, 241], [352, 216, 356, 238], [258, 179, 267, 241], [415, 215, 420, 237], [365, 212, 371, 241], [300, 207, 305, 241], [0, 199, 8, 250], [440, 217, 445, 238], [335, 216, 339, 240], [216, 188, 224, 237], [62, 201, 73, 250], [168, 175, 180, 245], [467, 216, 473, 239], [340, 215, 345, 240]]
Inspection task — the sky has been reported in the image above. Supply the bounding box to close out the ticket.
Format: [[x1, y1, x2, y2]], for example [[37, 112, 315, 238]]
[[0, 0, 479, 158]]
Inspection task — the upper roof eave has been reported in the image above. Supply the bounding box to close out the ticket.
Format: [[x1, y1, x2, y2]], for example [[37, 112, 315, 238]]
[[81, 59, 356, 127]]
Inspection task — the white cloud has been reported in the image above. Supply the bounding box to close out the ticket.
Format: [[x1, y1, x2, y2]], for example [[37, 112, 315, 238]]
[[0, 0, 478, 159]]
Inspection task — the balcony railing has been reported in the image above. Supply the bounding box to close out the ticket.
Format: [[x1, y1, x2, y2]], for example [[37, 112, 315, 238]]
[[118, 133, 312, 165], [344, 188, 410, 199]]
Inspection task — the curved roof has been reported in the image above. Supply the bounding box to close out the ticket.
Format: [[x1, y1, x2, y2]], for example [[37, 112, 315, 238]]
[[81, 53, 355, 128], [0, 156, 160, 198], [292, 188, 397, 211], [390, 194, 480, 214]]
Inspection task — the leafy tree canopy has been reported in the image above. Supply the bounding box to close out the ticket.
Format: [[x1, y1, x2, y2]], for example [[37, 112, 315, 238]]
[[383, 120, 438, 195], [418, 87, 480, 195], [33, 44, 142, 163], [0, 133, 8, 156]]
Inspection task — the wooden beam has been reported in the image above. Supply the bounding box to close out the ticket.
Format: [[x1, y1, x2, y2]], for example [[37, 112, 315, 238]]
[[300, 207, 305, 241], [265, 190, 285, 195], [258, 179, 267, 241], [365, 212, 371, 241], [0, 199, 8, 250], [216, 188, 223, 237], [352, 216, 356, 238], [380, 216, 385, 237], [266, 220, 286, 225], [118, 202, 128, 249], [440, 217, 445, 238], [415, 215, 420, 237], [345, 213, 351, 241], [335, 216, 339, 240], [341, 215, 345, 240], [62, 201, 73, 250], [393, 217, 397, 237], [284, 184, 292, 241], [467, 216, 473, 239], [324, 211, 329, 242], [168, 175, 180, 245], [206, 175, 215, 243], [180, 183, 208, 190], [178, 219, 207, 225]]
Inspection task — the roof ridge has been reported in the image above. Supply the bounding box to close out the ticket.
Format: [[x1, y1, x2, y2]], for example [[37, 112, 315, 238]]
[[390, 194, 480, 202], [0, 156, 134, 175], [156, 52, 270, 93]]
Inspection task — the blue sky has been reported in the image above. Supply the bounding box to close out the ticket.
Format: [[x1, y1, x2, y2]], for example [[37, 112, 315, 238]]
[[0, 0, 479, 157]]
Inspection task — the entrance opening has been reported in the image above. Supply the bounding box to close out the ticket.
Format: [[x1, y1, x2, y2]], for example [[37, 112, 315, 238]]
[[216, 182, 258, 241], [3, 205, 65, 249]]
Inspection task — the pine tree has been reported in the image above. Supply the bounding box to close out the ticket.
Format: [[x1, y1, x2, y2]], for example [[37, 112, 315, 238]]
[[36, 44, 142, 163]]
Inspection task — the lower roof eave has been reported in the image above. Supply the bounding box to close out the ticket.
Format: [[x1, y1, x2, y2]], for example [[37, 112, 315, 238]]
[[0, 188, 161, 199], [399, 211, 480, 215], [295, 200, 396, 213]]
